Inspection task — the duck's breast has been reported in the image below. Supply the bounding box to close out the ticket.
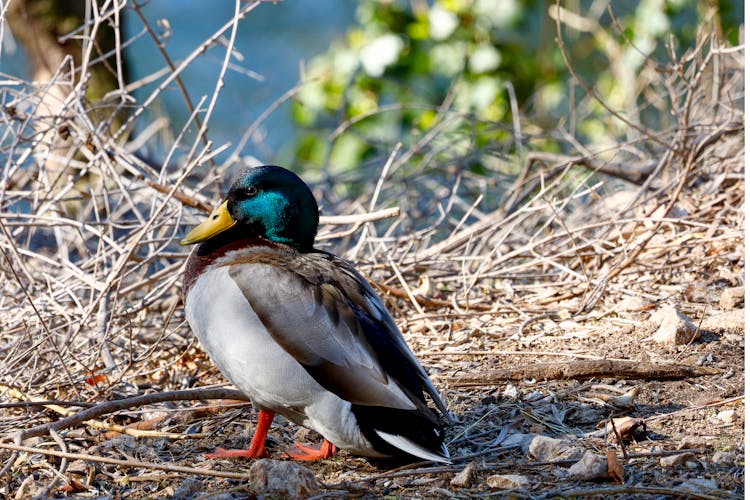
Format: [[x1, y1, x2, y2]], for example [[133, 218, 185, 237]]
[[185, 265, 324, 413]]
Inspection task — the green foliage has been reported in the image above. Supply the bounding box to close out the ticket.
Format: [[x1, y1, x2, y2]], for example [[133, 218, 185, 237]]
[[290, 0, 741, 189]]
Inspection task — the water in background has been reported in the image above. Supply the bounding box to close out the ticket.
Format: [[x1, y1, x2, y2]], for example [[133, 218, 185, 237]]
[[126, 1, 355, 163], [1, 1, 356, 164]]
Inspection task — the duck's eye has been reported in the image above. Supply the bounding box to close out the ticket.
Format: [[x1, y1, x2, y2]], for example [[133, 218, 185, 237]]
[[245, 186, 258, 197]]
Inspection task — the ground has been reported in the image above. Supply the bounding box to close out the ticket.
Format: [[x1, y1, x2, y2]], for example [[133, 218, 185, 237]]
[[5, 260, 743, 498], [154, 292, 745, 498]]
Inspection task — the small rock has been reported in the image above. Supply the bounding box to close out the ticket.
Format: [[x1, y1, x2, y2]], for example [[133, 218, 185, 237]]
[[617, 295, 651, 312], [450, 461, 477, 487], [15, 476, 44, 500], [660, 452, 694, 467], [247, 459, 321, 497], [719, 287, 744, 310], [701, 309, 745, 335], [173, 478, 204, 498], [486, 474, 530, 490], [684, 282, 719, 304], [681, 477, 719, 492], [502, 384, 518, 400], [715, 409, 738, 424], [650, 304, 698, 345], [568, 451, 608, 481], [499, 432, 535, 449], [65, 459, 90, 475], [100, 434, 137, 451], [527, 435, 584, 462], [676, 436, 706, 450], [711, 450, 735, 466]]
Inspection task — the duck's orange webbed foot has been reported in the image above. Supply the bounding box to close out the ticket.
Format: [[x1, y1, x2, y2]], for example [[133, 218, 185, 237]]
[[207, 409, 274, 460], [283, 439, 337, 461]]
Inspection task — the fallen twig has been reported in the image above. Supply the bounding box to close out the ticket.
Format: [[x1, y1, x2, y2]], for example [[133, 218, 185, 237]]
[[447, 360, 722, 386], [545, 484, 732, 500], [0, 443, 258, 482], [3, 386, 249, 442]]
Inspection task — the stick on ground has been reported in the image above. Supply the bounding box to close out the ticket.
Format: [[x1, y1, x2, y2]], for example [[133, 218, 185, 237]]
[[448, 360, 723, 386]]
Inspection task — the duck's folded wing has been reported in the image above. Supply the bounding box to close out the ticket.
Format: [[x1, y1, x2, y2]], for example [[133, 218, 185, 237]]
[[337, 261, 451, 418], [228, 262, 418, 411]]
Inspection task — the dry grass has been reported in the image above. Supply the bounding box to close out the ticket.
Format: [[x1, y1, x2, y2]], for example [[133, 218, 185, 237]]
[[0, 3, 743, 498]]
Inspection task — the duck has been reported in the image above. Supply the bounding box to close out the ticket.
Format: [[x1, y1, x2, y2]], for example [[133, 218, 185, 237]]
[[180, 165, 451, 463]]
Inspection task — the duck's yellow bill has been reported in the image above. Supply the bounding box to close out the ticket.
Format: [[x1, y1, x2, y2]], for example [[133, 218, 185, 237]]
[[180, 200, 236, 245]]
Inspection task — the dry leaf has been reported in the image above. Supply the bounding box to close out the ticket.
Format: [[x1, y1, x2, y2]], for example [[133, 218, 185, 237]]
[[58, 477, 91, 494], [719, 287, 743, 309], [607, 449, 625, 484], [102, 415, 167, 439], [597, 416, 645, 440]]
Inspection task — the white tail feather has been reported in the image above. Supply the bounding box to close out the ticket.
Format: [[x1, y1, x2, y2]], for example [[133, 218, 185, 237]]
[[374, 430, 451, 464]]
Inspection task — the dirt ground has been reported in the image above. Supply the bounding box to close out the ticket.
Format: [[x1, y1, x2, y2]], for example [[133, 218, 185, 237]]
[[24, 276, 740, 499], [4, 219, 743, 499], [124, 288, 745, 499]]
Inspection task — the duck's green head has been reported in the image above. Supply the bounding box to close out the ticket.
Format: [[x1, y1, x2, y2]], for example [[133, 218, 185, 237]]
[[180, 165, 319, 251]]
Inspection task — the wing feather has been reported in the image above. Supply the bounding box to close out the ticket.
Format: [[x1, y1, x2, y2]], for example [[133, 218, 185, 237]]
[[228, 260, 415, 410], [222, 248, 449, 419]]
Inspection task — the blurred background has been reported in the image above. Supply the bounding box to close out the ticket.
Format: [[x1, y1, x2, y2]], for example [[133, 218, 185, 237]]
[[1, 0, 355, 162], [2, 0, 742, 181]]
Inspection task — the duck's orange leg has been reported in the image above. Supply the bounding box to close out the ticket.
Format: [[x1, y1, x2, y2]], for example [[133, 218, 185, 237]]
[[284, 439, 337, 461], [207, 409, 274, 459]]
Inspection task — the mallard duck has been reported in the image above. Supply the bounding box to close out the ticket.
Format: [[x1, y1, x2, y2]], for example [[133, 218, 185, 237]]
[[180, 165, 451, 463]]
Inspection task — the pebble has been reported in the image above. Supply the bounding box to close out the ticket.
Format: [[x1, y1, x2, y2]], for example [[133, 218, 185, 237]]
[[247, 459, 321, 497], [450, 461, 477, 488], [486, 474, 530, 490], [527, 435, 584, 462], [711, 450, 735, 466], [660, 452, 694, 467], [568, 451, 608, 480], [719, 287, 744, 309], [650, 304, 698, 345], [676, 436, 706, 450], [715, 409, 738, 424]]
